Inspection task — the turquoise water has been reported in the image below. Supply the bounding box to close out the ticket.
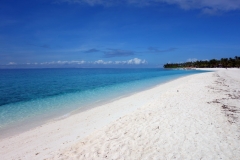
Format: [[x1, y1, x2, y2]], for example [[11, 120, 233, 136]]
[[0, 68, 207, 132]]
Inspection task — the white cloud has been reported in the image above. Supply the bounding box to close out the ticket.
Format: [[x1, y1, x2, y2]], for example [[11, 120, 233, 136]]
[[8, 62, 17, 65], [161, 0, 240, 13], [93, 60, 113, 64], [21, 58, 147, 66], [59, 0, 240, 13], [187, 58, 198, 62], [94, 58, 147, 65], [127, 58, 147, 64], [39, 60, 86, 65], [71, 60, 86, 64], [59, 0, 116, 6]]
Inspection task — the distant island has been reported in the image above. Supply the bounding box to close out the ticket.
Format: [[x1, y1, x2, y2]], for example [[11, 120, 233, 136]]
[[164, 56, 240, 68]]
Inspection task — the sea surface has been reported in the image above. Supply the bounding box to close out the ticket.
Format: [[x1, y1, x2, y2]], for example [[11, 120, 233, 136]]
[[0, 68, 207, 135]]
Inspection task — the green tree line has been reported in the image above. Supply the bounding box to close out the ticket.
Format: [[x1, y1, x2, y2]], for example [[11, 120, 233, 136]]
[[164, 56, 240, 68]]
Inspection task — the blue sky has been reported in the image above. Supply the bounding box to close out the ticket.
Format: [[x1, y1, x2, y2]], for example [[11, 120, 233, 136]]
[[1, 0, 240, 68]]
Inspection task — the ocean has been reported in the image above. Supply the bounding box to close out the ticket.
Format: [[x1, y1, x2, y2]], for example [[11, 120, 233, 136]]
[[0, 68, 207, 135]]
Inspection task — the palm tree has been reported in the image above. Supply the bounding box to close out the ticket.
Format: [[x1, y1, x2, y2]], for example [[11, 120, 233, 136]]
[[235, 56, 240, 68], [163, 56, 240, 68]]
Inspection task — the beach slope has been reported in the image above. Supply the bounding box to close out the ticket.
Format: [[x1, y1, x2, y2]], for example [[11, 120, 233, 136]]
[[1, 69, 240, 159]]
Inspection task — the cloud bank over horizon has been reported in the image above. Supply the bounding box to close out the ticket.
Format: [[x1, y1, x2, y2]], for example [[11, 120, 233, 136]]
[[2, 58, 147, 68]]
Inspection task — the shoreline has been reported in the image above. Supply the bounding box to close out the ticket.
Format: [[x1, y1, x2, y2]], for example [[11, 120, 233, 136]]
[[1, 69, 239, 159], [0, 71, 202, 139], [0, 73, 198, 140]]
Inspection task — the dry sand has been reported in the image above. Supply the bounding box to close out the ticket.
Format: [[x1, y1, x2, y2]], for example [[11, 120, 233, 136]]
[[1, 69, 240, 160]]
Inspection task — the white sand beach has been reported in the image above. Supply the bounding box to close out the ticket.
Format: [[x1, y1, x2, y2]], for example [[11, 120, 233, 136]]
[[1, 69, 240, 160]]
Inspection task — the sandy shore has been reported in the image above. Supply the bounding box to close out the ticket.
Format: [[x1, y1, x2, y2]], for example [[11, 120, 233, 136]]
[[1, 69, 240, 159]]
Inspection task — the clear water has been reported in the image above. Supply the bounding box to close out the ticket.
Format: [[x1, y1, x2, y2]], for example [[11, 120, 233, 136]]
[[0, 68, 207, 132]]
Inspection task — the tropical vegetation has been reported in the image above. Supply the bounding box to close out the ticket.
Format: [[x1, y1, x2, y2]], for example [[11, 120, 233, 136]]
[[164, 56, 240, 68]]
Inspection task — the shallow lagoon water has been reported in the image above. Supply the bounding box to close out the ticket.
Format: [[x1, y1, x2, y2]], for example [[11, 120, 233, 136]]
[[0, 68, 207, 133]]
